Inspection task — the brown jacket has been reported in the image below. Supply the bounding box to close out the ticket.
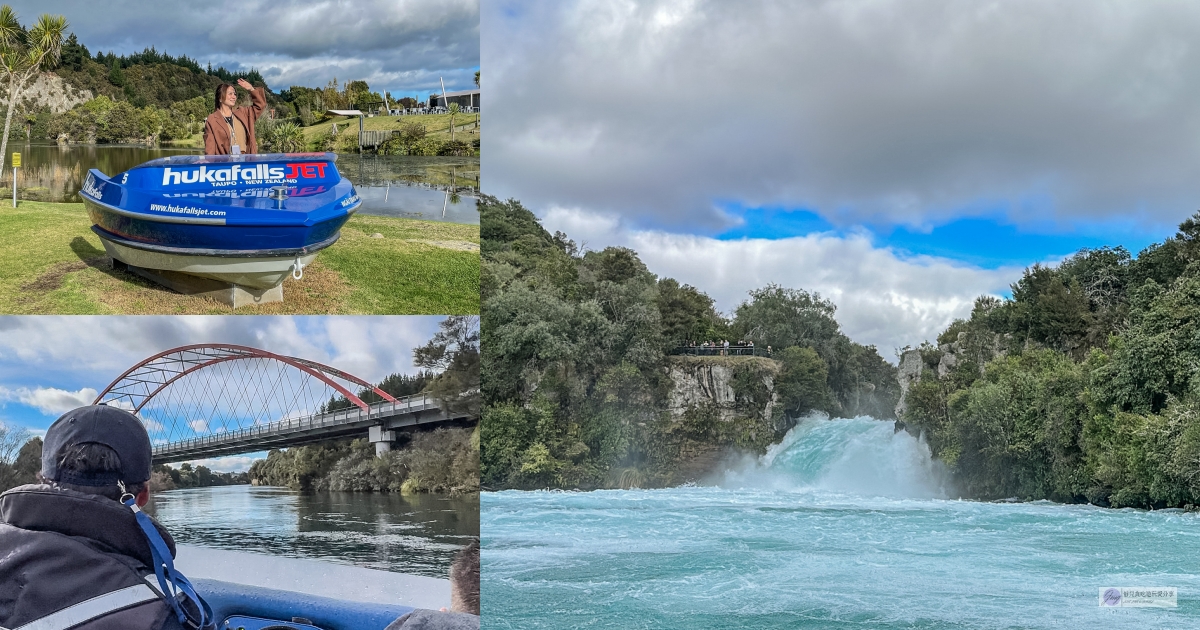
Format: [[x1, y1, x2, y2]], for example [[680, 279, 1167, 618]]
[[203, 86, 267, 155]]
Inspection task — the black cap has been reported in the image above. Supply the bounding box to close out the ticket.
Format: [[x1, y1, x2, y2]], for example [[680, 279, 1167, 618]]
[[41, 405, 153, 486]]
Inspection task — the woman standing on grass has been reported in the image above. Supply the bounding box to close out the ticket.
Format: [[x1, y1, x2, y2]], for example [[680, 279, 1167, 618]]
[[204, 78, 267, 155]]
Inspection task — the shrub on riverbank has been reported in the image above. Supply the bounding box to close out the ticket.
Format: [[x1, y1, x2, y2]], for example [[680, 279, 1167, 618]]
[[902, 214, 1200, 508], [250, 428, 480, 495]]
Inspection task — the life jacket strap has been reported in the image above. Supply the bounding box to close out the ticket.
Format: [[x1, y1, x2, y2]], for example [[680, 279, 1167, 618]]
[[1, 583, 160, 630]]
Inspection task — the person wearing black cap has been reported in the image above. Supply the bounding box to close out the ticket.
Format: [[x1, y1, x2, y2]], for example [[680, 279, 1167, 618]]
[[0, 405, 210, 630]]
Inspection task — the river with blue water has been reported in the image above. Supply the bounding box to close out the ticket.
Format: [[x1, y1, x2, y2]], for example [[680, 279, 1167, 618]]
[[482, 416, 1200, 628]]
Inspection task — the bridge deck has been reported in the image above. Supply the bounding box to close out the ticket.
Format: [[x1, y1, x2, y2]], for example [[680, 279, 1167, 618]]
[[153, 394, 470, 463]]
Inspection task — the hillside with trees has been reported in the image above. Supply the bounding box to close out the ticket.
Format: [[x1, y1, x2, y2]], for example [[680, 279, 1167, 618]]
[[899, 212, 1200, 508], [479, 196, 898, 490]]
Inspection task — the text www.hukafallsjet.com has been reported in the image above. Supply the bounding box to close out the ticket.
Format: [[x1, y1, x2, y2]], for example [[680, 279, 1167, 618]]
[[148, 203, 227, 217]]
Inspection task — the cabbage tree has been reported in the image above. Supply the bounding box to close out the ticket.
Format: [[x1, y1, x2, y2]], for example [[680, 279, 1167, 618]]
[[0, 8, 67, 169], [447, 102, 460, 141]]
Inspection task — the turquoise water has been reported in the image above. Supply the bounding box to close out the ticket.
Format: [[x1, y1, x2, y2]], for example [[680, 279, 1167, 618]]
[[482, 417, 1200, 628]]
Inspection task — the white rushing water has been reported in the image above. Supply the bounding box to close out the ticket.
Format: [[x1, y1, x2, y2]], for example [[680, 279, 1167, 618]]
[[483, 416, 1200, 628]]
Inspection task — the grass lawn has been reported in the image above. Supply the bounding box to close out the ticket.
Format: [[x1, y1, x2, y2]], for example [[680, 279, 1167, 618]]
[[0, 201, 479, 314]]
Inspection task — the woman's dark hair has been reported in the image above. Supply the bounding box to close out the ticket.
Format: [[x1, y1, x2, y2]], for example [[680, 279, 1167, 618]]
[[38, 442, 147, 501], [450, 540, 480, 615], [214, 83, 234, 112]]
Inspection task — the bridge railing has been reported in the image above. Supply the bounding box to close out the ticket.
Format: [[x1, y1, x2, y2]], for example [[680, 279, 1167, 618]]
[[154, 393, 440, 456]]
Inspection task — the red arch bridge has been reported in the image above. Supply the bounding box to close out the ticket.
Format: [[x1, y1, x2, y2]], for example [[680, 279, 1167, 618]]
[[93, 344, 473, 463]]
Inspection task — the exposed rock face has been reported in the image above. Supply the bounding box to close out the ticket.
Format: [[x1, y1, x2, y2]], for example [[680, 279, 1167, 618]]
[[894, 349, 924, 419], [666, 355, 779, 424], [2, 72, 91, 114], [895, 331, 1012, 421]]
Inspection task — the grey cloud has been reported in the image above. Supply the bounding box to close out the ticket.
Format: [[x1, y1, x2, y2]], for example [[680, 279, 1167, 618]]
[[485, 0, 1200, 231], [5, 0, 478, 93]]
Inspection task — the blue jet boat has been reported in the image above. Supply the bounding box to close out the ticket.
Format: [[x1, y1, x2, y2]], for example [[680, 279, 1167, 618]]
[[80, 153, 361, 289]]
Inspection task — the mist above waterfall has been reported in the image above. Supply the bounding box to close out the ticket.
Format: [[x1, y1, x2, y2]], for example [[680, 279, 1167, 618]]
[[719, 414, 952, 499]]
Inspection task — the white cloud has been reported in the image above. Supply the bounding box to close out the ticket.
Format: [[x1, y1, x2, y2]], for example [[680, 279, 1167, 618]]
[[542, 206, 1020, 356], [0, 386, 98, 415], [188, 420, 209, 434]]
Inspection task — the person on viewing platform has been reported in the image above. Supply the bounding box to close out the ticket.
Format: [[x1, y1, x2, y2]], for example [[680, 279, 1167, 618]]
[[204, 78, 266, 155], [0, 405, 205, 630], [386, 541, 480, 629]]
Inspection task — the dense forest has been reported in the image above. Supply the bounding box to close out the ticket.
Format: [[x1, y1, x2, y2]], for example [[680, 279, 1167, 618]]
[[249, 315, 480, 495], [900, 212, 1200, 508], [480, 196, 898, 490]]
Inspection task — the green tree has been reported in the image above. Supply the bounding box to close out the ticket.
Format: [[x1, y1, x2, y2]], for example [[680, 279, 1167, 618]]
[[415, 315, 481, 418], [774, 346, 832, 418], [656, 278, 725, 345]]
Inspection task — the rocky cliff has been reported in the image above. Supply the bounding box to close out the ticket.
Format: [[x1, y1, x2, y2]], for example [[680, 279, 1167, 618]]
[[652, 355, 784, 484], [2, 72, 91, 114], [667, 355, 780, 425]]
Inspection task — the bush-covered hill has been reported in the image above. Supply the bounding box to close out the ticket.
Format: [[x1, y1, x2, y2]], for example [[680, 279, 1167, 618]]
[[901, 211, 1200, 508]]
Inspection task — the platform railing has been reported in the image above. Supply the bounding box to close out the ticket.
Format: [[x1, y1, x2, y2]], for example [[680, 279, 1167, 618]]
[[669, 345, 773, 357]]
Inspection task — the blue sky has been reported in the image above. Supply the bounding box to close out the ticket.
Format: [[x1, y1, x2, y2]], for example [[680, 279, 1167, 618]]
[[484, 0, 1200, 354], [0, 316, 443, 471], [713, 205, 1170, 271]]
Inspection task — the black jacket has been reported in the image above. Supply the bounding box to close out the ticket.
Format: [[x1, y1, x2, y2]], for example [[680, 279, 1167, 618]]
[[0, 484, 187, 630]]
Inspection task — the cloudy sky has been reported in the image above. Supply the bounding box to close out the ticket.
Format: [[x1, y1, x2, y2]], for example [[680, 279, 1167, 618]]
[[7, 0, 479, 97], [0, 316, 443, 471], [483, 0, 1200, 356]]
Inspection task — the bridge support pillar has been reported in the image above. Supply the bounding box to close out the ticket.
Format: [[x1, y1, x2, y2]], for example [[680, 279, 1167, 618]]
[[369, 425, 396, 456]]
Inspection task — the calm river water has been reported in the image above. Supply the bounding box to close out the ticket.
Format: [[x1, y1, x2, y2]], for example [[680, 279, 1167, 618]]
[[482, 417, 1200, 628], [2, 143, 478, 224], [145, 485, 479, 578]]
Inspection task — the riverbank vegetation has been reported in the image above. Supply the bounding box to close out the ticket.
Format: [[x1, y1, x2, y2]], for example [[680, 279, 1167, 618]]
[[248, 428, 479, 495], [901, 212, 1200, 508], [149, 463, 248, 491], [480, 196, 897, 490], [0, 201, 479, 315], [250, 316, 480, 495]]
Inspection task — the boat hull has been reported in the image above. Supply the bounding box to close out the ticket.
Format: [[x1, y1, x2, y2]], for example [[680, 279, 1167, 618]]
[[80, 153, 360, 290], [94, 226, 334, 289]]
